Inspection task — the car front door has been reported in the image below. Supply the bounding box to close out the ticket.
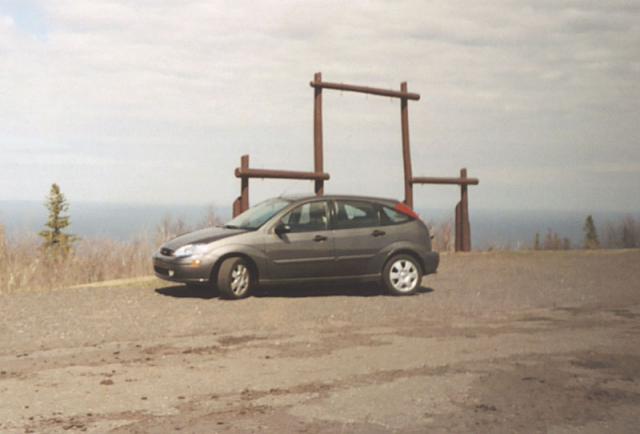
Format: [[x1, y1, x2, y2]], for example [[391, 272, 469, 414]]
[[331, 200, 389, 277], [264, 200, 335, 280]]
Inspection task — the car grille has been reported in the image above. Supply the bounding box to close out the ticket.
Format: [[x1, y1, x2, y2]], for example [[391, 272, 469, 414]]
[[160, 248, 174, 256], [154, 266, 169, 276]]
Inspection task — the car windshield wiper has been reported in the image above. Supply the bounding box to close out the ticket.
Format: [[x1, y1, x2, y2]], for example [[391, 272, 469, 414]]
[[223, 224, 240, 229]]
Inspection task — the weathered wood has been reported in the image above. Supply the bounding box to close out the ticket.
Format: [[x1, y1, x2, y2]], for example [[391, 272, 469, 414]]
[[455, 202, 462, 252], [411, 176, 479, 186], [232, 197, 242, 218], [235, 167, 330, 181], [314, 72, 324, 195], [240, 155, 249, 214], [400, 82, 414, 208], [414, 168, 478, 251], [310, 80, 420, 101], [460, 168, 471, 251]]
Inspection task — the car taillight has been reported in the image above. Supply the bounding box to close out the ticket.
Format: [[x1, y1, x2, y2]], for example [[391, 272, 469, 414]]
[[394, 202, 420, 220]]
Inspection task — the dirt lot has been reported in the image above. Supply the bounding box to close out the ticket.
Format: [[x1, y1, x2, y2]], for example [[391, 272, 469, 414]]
[[1, 250, 640, 433]]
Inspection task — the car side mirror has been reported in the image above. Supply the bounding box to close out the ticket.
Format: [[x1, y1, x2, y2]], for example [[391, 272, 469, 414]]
[[275, 223, 291, 236]]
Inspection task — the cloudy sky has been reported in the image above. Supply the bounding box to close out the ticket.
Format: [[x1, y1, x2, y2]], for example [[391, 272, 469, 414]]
[[1, 0, 639, 213]]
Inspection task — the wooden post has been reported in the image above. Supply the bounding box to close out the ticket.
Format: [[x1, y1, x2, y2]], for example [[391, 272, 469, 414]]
[[460, 168, 471, 251], [411, 170, 478, 252], [313, 72, 324, 195], [232, 198, 241, 218], [240, 154, 249, 213], [400, 82, 413, 208], [455, 202, 462, 252]]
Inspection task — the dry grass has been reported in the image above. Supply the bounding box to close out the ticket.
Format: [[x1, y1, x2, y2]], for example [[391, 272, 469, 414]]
[[0, 227, 155, 293], [0, 212, 222, 293], [428, 220, 455, 252]]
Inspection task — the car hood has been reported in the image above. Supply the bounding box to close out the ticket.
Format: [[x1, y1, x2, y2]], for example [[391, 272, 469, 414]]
[[163, 227, 247, 250]]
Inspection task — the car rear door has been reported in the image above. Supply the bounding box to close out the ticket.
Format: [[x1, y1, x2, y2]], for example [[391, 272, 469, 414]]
[[331, 200, 390, 277], [264, 200, 335, 280]]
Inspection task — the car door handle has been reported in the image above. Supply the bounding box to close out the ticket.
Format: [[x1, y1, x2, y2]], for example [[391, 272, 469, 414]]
[[313, 234, 328, 242], [371, 230, 386, 237]]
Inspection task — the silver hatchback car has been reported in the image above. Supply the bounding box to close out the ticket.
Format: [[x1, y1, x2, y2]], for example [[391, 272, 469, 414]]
[[153, 195, 439, 299]]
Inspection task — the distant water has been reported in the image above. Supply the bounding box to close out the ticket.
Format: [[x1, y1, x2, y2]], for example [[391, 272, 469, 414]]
[[419, 208, 636, 250], [0, 201, 231, 241], [0, 200, 636, 250]]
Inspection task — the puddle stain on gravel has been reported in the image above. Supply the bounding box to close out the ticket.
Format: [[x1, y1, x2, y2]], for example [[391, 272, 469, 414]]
[[7, 339, 640, 434], [609, 309, 640, 319], [517, 316, 556, 323], [218, 334, 268, 346], [571, 359, 613, 370], [426, 351, 640, 433], [25, 410, 148, 434]]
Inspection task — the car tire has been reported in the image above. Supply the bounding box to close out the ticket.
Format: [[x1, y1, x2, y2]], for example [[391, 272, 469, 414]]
[[382, 254, 422, 296], [217, 257, 253, 300]]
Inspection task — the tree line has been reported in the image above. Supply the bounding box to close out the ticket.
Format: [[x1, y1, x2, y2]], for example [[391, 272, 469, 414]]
[[36, 183, 640, 255], [533, 214, 639, 250]]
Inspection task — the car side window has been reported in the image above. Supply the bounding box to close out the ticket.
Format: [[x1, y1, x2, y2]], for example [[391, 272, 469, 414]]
[[281, 201, 329, 232], [380, 206, 411, 225], [334, 201, 380, 229]]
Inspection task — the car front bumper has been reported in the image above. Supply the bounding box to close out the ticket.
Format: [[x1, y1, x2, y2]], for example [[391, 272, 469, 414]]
[[152, 253, 214, 284]]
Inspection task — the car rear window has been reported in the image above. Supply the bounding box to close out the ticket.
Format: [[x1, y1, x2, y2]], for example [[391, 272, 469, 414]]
[[380, 206, 412, 225]]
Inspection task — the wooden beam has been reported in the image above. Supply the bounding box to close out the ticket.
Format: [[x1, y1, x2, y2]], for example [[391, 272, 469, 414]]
[[235, 167, 330, 181], [310, 80, 420, 101], [411, 176, 479, 186]]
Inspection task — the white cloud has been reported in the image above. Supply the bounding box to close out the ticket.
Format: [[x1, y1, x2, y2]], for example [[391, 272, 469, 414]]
[[0, 0, 638, 211]]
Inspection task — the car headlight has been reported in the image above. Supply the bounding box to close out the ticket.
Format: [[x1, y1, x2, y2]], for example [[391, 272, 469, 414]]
[[174, 244, 209, 258]]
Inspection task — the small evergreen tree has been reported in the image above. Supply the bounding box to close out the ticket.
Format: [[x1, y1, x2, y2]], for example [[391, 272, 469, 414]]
[[533, 232, 541, 250], [583, 215, 600, 249], [39, 183, 77, 256]]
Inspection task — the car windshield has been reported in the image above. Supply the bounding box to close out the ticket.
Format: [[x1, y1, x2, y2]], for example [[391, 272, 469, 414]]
[[224, 198, 291, 230]]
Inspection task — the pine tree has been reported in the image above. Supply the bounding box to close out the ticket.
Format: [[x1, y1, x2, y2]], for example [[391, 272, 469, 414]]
[[533, 232, 541, 250], [583, 215, 600, 249], [39, 183, 77, 256]]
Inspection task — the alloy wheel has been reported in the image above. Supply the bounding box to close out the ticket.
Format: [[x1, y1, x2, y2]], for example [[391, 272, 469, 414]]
[[389, 259, 419, 293], [230, 263, 250, 295]]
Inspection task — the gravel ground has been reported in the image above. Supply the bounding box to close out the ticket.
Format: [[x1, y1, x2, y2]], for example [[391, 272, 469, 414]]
[[1, 250, 639, 433]]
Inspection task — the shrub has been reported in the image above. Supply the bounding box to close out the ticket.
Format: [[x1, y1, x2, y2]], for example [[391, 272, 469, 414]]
[[583, 215, 600, 249], [604, 216, 639, 249]]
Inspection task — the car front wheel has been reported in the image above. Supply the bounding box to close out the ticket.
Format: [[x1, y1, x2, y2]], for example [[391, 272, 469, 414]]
[[217, 257, 253, 300], [382, 254, 422, 295]]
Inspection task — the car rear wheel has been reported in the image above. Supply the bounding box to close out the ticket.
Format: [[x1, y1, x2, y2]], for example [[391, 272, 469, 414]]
[[383, 254, 422, 295], [217, 257, 253, 300]]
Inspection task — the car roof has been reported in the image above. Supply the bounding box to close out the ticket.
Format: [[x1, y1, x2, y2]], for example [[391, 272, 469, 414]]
[[278, 194, 400, 206]]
